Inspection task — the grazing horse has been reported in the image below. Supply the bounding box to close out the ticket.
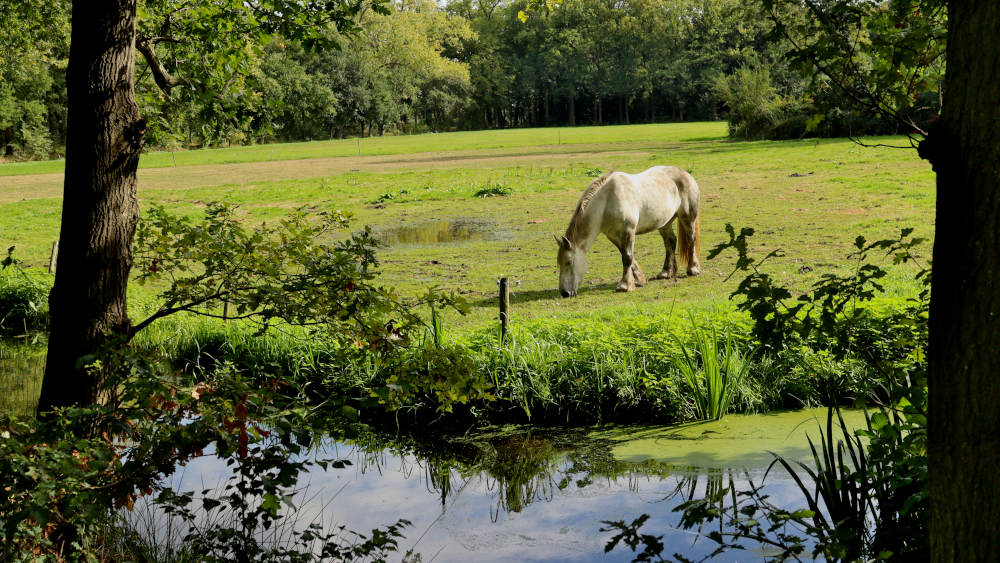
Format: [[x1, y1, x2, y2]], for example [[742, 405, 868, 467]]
[[556, 166, 701, 297]]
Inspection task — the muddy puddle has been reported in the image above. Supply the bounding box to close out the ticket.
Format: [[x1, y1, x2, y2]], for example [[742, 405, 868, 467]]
[[373, 219, 498, 246]]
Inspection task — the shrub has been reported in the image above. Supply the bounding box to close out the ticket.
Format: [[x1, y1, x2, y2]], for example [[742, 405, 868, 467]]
[[715, 65, 804, 140]]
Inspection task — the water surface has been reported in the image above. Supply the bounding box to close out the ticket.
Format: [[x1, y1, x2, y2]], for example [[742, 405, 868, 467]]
[[373, 219, 497, 246], [140, 408, 863, 561]]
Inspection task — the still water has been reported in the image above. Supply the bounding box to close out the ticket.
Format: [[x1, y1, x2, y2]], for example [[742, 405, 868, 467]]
[[141, 409, 863, 561], [373, 220, 497, 246]]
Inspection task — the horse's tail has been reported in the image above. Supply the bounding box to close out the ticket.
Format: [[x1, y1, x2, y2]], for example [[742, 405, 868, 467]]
[[678, 214, 699, 269]]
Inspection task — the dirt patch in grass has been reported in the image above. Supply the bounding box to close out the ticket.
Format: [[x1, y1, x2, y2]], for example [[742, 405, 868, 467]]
[[0, 144, 665, 204]]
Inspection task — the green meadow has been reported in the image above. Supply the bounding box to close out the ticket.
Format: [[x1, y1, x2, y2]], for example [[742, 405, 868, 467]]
[[1, 122, 935, 333]]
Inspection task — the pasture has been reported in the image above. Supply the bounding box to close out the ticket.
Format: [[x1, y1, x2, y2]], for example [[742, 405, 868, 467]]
[[1, 121, 935, 332]]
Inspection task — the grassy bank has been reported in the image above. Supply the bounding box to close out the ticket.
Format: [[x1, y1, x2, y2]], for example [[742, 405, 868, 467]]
[[1, 122, 934, 331], [1, 122, 932, 419]]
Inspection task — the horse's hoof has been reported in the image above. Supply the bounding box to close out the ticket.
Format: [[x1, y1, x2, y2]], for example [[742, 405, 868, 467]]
[[688, 266, 702, 277], [615, 283, 634, 292], [653, 271, 673, 280]]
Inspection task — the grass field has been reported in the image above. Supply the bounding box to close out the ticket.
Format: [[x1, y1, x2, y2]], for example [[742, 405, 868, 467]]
[[0, 122, 935, 332]]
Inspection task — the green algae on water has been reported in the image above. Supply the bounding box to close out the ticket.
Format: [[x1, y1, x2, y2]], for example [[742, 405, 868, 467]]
[[592, 408, 868, 471]]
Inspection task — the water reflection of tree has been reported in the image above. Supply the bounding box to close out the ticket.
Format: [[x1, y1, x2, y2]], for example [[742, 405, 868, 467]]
[[343, 428, 688, 521]]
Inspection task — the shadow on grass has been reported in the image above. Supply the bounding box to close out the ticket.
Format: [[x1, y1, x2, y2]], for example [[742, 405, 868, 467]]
[[468, 283, 620, 307]]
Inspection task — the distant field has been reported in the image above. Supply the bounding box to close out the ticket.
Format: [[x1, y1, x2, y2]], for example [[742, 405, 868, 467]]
[[0, 122, 726, 176], [0, 122, 935, 331]]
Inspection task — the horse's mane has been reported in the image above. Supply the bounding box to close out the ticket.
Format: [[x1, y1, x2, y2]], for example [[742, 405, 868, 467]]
[[567, 170, 615, 239]]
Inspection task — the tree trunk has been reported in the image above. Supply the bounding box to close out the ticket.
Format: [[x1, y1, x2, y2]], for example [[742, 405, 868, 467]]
[[926, 1, 1000, 559], [37, 0, 143, 413], [568, 92, 575, 126], [543, 88, 550, 125]]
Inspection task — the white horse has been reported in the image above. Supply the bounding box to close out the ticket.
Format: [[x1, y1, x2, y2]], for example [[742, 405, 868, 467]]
[[556, 166, 701, 297]]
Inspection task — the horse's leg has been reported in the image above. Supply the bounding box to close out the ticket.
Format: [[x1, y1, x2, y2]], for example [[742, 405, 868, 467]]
[[654, 220, 678, 280], [678, 209, 702, 277], [615, 228, 638, 292], [632, 261, 646, 287]]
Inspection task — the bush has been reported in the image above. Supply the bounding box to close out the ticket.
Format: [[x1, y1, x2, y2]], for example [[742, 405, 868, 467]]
[[715, 65, 805, 140]]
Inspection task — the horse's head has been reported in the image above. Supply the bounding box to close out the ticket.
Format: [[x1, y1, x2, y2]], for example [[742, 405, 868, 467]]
[[556, 235, 587, 297]]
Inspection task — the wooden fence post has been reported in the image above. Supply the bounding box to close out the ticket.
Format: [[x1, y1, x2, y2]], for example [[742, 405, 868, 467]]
[[499, 277, 510, 344], [47, 241, 58, 273]]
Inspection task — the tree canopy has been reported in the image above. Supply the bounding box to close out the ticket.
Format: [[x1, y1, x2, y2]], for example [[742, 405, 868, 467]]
[[0, 0, 948, 160]]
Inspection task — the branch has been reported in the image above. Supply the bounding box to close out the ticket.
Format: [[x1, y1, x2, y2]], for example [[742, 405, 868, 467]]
[[136, 36, 182, 95]]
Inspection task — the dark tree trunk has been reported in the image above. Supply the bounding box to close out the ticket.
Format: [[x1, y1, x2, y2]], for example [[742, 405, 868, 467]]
[[543, 88, 550, 125], [37, 0, 143, 413], [926, 1, 1000, 559]]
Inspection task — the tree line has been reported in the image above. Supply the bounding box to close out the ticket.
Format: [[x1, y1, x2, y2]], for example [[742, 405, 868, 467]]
[[0, 0, 942, 161]]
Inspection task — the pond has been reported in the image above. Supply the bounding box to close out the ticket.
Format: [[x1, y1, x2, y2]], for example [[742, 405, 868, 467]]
[[134, 408, 865, 561], [373, 219, 498, 246]]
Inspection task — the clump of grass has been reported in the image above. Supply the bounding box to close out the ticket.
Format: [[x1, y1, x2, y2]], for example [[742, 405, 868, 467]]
[[0, 253, 51, 338], [473, 183, 513, 198], [673, 322, 755, 421], [584, 167, 603, 177], [368, 188, 410, 204]]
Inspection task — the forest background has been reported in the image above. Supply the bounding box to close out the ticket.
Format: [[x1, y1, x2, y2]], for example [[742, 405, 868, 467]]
[[0, 0, 937, 162]]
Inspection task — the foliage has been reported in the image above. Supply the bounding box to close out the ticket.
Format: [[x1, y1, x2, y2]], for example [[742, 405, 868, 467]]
[[714, 64, 805, 140], [707, 223, 929, 355], [3, 0, 948, 154], [761, 0, 946, 144], [605, 390, 927, 562], [473, 182, 513, 197], [0, 0, 69, 160], [369, 188, 411, 204], [0, 247, 50, 338], [673, 321, 754, 420], [133, 0, 392, 147], [603, 224, 929, 561], [134, 203, 441, 347], [372, 336, 495, 415], [0, 347, 411, 560]]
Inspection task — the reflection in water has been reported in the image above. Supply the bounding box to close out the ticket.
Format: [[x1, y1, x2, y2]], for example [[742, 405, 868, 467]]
[[0, 344, 45, 416], [132, 410, 848, 561], [373, 220, 495, 246]]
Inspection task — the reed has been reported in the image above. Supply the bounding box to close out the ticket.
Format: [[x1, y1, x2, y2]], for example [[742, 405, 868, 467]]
[[673, 321, 754, 420]]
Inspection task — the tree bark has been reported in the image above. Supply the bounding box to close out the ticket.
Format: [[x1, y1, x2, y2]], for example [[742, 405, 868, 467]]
[[543, 88, 550, 125], [925, 1, 1000, 559], [37, 0, 143, 413]]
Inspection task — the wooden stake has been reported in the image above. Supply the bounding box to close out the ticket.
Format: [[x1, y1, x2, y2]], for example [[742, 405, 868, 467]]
[[499, 277, 510, 344], [48, 241, 58, 273]]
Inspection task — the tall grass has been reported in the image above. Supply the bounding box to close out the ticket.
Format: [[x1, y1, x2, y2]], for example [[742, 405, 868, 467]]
[[673, 322, 755, 421]]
